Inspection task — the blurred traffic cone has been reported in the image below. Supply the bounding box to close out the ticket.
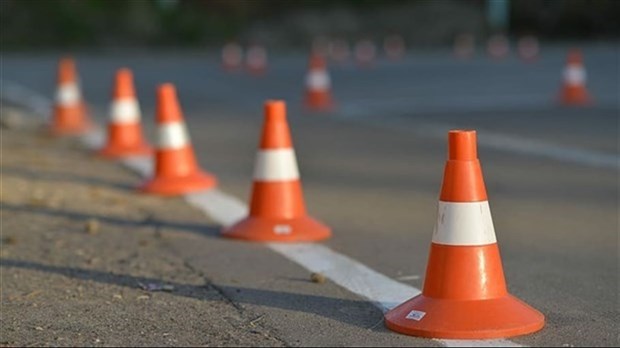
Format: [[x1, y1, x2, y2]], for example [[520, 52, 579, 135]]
[[453, 33, 475, 59], [487, 33, 510, 60], [98, 68, 152, 158], [385, 130, 545, 339], [328, 38, 350, 64], [354, 39, 377, 67], [246, 44, 268, 76], [383, 34, 406, 60], [139, 84, 217, 196], [221, 41, 243, 72], [50, 57, 91, 135], [222, 100, 331, 242], [559, 49, 592, 105], [303, 54, 334, 111], [517, 35, 540, 62]]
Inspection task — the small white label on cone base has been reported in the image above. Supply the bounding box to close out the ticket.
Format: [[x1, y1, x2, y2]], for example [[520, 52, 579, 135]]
[[432, 201, 497, 246], [56, 84, 80, 105], [110, 99, 140, 124], [158, 122, 189, 149], [306, 71, 331, 90], [253, 149, 300, 181], [273, 224, 292, 235], [405, 310, 426, 321], [564, 66, 586, 85]]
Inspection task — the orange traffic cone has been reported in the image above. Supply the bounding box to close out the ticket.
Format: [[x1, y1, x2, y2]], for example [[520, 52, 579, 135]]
[[559, 49, 592, 105], [453, 33, 475, 59], [354, 39, 377, 67], [139, 84, 217, 196], [221, 41, 243, 72], [383, 34, 406, 61], [517, 35, 540, 62], [246, 44, 268, 76], [222, 100, 331, 242], [385, 130, 545, 339], [98, 68, 152, 158], [487, 33, 510, 60], [303, 54, 334, 111], [50, 57, 91, 135]]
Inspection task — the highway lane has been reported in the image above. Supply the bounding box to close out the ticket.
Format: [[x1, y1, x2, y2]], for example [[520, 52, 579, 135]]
[[2, 44, 617, 346]]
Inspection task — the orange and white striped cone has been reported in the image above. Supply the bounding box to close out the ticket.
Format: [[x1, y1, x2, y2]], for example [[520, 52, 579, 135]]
[[139, 84, 217, 196], [559, 49, 592, 105], [222, 100, 331, 242], [383, 34, 406, 61], [50, 57, 91, 135], [328, 38, 350, 64], [354, 39, 377, 67], [385, 130, 545, 339], [221, 41, 243, 72], [517, 35, 540, 62], [303, 54, 334, 112], [246, 44, 268, 76], [487, 34, 510, 60], [453, 33, 475, 59], [98, 68, 152, 158]]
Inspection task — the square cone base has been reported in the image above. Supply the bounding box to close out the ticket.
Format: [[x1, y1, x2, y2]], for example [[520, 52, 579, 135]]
[[384, 294, 545, 339], [222, 215, 331, 242], [139, 171, 217, 196], [98, 142, 153, 159]]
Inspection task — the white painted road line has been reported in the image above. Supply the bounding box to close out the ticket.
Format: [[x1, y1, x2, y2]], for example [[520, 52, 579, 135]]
[[3, 80, 524, 347], [338, 112, 618, 170]]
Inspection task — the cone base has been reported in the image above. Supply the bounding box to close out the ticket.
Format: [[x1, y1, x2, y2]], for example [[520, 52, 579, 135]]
[[560, 89, 592, 106], [304, 99, 334, 112], [384, 294, 544, 339], [222, 215, 331, 242], [49, 123, 92, 136], [98, 142, 153, 159], [139, 171, 217, 196]]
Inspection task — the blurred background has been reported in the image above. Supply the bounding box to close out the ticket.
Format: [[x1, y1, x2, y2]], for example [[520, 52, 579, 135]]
[[2, 0, 619, 50]]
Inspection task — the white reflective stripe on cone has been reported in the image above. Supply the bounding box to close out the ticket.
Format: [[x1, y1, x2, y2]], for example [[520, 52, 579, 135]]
[[306, 70, 330, 90], [432, 201, 497, 246], [158, 122, 189, 149], [564, 66, 586, 85], [56, 84, 81, 105], [253, 148, 300, 181], [110, 99, 140, 124]]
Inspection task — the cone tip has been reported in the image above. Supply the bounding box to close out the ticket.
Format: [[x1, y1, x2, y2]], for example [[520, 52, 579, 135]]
[[58, 57, 77, 84], [156, 83, 182, 123], [114, 68, 135, 98], [264, 100, 287, 122], [448, 130, 477, 161]]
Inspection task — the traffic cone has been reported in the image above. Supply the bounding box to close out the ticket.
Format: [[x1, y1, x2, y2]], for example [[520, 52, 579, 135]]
[[453, 33, 475, 59], [384, 34, 406, 61], [487, 33, 510, 60], [221, 41, 243, 72], [246, 44, 268, 76], [517, 35, 540, 62], [385, 130, 545, 339], [354, 39, 377, 67], [303, 54, 334, 112], [98, 68, 152, 158], [50, 57, 91, 135], [222, 100, 331, 242], [559, 49, 592, 105], [139, 84, 217, 196], [328, 38, 350, 64]]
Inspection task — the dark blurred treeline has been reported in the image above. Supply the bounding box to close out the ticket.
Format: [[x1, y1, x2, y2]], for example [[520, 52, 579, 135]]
[[1, 0, 618, 49]]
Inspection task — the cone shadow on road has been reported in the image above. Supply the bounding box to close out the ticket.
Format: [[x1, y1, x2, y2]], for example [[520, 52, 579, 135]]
[[1, 258, 386, 331], [1, 165, 135, 191], [0, 202, 220, 239]]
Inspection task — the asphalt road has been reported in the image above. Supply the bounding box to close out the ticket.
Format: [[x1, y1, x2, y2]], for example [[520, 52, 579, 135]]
[[2, 43, 618, 346]]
